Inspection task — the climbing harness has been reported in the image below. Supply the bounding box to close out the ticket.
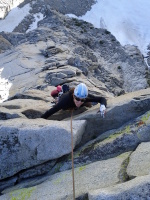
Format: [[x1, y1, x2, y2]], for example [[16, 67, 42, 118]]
[[70, 110, 75, 200]]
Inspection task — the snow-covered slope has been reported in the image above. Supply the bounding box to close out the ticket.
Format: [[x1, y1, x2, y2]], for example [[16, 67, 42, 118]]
[[0, 0, 25, 19], [68, 0, 150, 56]]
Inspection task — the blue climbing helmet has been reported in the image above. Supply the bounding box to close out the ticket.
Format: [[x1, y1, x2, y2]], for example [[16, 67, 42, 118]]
[[74, 83, 88, 99]]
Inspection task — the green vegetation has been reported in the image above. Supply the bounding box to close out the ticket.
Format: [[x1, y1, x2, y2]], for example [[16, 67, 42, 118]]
[[10, 187, 36, 200], [118, 154, 130, 182], [108, 125, 131, 139], [141, 112, 150, 123], [53, 174, 67, 185], [54, 162, 63, 173], [78, 165, 86, 172]]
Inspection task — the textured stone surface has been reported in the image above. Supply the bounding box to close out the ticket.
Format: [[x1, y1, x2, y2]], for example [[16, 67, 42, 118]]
[[75, 88, 150, 145], [127, 142, 150, 178], [0, 118, 86, 180], [0, 0, 150, 197], [51, 110, 150, 173], [88, 174, 150, 200], [0, 98, 50, 119], [0, 152, 130, 200]]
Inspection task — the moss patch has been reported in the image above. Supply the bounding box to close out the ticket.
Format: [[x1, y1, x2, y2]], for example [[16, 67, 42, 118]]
[[141, 112, 150, 124], [118, 154, 130, 182], [136, 112, 150, 127], [77, 143, 94, 156], [10, 187, 36, 200], [107, 125, 131, 140], [54, 162, 63, 173], [78, 165, 86, 172], [53, 174, 67, 185]]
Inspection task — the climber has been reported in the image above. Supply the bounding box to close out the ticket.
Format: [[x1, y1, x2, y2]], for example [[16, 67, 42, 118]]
[[41, 83, 107, 119]]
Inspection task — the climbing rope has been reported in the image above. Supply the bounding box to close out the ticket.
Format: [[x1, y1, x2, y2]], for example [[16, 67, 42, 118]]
[[71, 110, 75, 200]]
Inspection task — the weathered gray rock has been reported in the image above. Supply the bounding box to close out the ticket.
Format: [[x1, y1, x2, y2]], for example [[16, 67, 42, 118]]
[[0, 118, 86, 180], [7, 89, 52, 102], [0, 99, 50, 119], [0, 152, 130, 200], [0, 107, 24, 120], [44, 0, 95, 16], [0, 6, 148, 100], [0, 177, 17, 193], [88, 174, 150, 200], [52, 110, 150, 173], [0, 1, 150, 196], [127, 142, 150, 178], [0, 41, 46, 98], [0, 36, 12, 52], [18, 160, 56, 180], [74, 88, 150, 146]]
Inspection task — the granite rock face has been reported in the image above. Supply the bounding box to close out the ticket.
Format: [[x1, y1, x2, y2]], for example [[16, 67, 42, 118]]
[[1, 152, 131, 199], [0, 118, 86, 180], [0, 1, 150, 199], [0, 6, 148, 99], [88, 174, 150, 200]]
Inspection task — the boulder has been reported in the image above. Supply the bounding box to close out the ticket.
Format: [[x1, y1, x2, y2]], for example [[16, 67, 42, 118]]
[[52, 110, 150, 173], [0, 152, 130, 199], [0, 36, 12, 52], [88, 174, 150, 200], [0, 118, 86, 180], [7, 89, 53, 102], [74, 88, 150, 146], [127, 142, 150, 178], [0, 99, 50, 119], [0, 107, 24, 120]]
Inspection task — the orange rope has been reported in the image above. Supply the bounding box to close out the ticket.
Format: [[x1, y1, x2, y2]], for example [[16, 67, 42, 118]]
[[71, 110, 75, 200]]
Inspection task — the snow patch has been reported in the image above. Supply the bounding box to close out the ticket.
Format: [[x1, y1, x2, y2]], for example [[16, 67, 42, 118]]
[[0, 3, 31, 32], [26, 13, 45, 33], [0, 68, 12, 103]]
